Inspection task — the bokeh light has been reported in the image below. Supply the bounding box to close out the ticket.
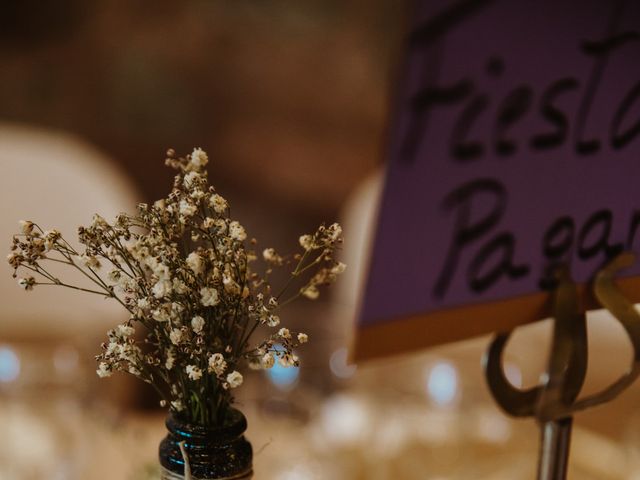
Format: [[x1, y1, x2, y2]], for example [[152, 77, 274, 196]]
[[0, 346, 20, 383], [425, 361, 459, 407]]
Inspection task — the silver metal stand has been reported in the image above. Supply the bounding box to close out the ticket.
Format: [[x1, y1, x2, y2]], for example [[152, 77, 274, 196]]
[[483, 253, 640, 480], [538, 417, 572, 480]]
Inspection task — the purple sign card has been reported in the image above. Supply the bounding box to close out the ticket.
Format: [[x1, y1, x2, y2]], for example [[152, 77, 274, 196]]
[[355, 0, 640, 360]]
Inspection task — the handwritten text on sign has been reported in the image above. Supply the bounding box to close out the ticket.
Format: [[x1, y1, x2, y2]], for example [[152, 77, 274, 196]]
[[356, 0, 640, 360]]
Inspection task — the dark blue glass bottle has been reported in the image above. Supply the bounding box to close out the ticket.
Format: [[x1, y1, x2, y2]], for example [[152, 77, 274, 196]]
[[159, 408, 252, 479]]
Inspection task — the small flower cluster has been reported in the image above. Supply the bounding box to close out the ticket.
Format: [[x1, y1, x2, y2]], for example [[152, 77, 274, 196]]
[[8, 148, 345, 427]]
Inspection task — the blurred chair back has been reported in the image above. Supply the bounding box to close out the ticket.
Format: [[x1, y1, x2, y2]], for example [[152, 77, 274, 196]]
[[0, 122, 140, 340]]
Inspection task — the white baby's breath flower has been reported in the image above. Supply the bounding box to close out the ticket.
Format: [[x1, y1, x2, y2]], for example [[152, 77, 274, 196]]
[[278, 328, 291, 339], [6, 253, 21, 268], [105, 342, 118, 355], [263, 248, 276, 261], [327, 222, 342, 242], [171, 400, 185, 412], [210, 194, 228, 214], [17, 277, 35, 291], [262, 247, 283, 265], [146, 257, 170, 280], [261, 353, 275, 369], [191, 189, 206, 202], [152, 279, 172, 299], [279, 354, 299, 368], [208, 353, 227, 375], [137, 298, 151, 312], [171, 301, 184, 318], [191, 315, 205, 333], [179, 200, 197, 217], [297, 333, 309, 344], [172, 278, 189, 294], [226, 371, 243, 389], [222, 273, 241, 295], [153, 263, 171, 281], [266, 314, 280, 327], [169, 329, 184, 345], [79, 254, 101, 269], [154, 199, 166, 211], [117, 324, 135, 337], [91, 214, 108, 228], [213, 219, 227, 233], [299, 234, 314, 251], [331, 262, 347, 274], [165, 350, 176, 370], [190, 147, 209, 168], [186, 252, 204, 275], [117, 344, 139, 362], [186, 365, 203, 381], [183, 171, 199, 187], [96, 362, 112, 378], [200, 287, 219, 306], [118, 276, 136, 291], [43, 229, 61, 249], [229, 221, 246, 241], [301, 284, 319, 300], [19, 220, 34, 234]]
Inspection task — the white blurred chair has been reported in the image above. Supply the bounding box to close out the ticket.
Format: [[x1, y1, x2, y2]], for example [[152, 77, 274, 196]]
[[0, 123, 144, 479], [0, 122, 140, 339]]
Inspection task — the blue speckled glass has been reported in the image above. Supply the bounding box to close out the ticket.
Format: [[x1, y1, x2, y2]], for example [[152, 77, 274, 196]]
[[159, 408, 252, 479]]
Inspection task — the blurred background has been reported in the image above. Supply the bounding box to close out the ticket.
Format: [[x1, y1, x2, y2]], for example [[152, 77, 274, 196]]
[[1, 1, 640, 479]]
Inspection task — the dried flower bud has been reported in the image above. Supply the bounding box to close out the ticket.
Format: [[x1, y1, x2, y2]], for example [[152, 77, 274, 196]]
[[278, 328, 291, 339], [226, 371, 243, 388], [17, 277, 35, 291], [191, 315, 205, 333], [19, 220, 34, 234], [301, 284, 319, 300]]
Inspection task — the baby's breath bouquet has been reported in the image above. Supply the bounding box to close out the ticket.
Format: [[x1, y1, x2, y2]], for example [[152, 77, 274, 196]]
[[8, 148, 344, 427]]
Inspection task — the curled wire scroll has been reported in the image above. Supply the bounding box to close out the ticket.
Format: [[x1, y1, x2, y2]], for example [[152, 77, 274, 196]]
[[484, 252, 640, 422]]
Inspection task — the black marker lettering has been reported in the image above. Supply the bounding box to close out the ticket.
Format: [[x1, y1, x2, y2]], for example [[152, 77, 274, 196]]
[[451, 95, 488, 161], [611, 81, 640, 150], [539, 216, 575, 290], [577, 209, 623, 261], [576, 4, 633, 155], [531, 78, 579, 150], [401, 0, 496, 165], [627, 210, 640, 249], [403, 78, 473, 163], [433, 178, 507, 299], [493, 85, 533, 156], [468, 233, 530, 293], [543, 216, 575, 261]]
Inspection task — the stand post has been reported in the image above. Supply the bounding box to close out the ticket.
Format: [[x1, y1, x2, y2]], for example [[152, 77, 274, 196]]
[[538, 417, 572, 480], [483, 253, 640, 480]]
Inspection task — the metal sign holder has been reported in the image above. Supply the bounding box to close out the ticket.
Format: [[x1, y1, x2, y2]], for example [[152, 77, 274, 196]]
[[483, 253, 640, 480]]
